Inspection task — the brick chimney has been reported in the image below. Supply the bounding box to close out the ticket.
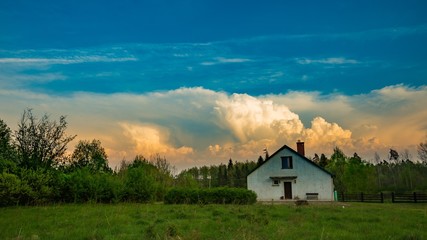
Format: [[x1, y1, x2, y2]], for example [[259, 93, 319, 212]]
[[296, 140, 305, 156]]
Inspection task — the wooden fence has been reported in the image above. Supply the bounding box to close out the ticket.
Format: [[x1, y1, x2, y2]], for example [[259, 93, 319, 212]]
[[338, 192, 427, 203], [391, 192, 427, 203], [339, 192, 384, 203]]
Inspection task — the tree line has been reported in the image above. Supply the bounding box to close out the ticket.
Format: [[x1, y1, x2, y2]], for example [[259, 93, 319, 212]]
[[1, 109, 427, 206], [174, 144, 427, 194], [321, 147, 427, 193], [0, 109, 178, 206]]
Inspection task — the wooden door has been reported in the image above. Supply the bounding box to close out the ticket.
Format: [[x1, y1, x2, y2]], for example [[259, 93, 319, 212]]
[[284, 182, 292, 199]]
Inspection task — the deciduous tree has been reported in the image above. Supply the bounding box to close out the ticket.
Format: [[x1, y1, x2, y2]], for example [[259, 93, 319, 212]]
[[327, 147, 347, 192], [0, 119, 13, 158], [14, 109, 76, 169], [0, 119, 17, 166], [70, 139, 110, 172], [319, 154, 329, 167], [418, 140, 427, 163]]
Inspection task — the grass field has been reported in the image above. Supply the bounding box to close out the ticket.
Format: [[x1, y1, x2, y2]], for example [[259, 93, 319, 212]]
[[1, 202, 426, 240]]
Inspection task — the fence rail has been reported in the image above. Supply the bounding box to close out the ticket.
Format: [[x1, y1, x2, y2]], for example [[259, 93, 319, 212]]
[[391, 192, 427, 203], [338, 192, 427, 203], [339, 192, 384, 203]]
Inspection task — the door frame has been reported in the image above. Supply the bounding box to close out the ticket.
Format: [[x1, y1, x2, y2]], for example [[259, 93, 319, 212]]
[[284, 181, 292, 199]]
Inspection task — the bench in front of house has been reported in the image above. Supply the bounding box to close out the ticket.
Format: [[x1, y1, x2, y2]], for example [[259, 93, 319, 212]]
[[306, 193, 319, 200]]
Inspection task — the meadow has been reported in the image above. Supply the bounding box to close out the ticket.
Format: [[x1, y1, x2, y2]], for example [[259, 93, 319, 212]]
[[1, 202, 426, 240]]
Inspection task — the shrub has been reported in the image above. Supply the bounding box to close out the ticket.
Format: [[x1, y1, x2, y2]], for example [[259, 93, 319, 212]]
[[123, 167, 157, 202], [164, 187, 257, 204], [66, 168, 122, 203], [0, 172, 31, 206], [1, 169, 70, 206], [19, 168, 57, 205]]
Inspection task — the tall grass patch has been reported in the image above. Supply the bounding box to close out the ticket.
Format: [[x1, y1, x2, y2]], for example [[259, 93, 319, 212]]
[[164, 187, 257, 204], [0, 203, 426, 239]]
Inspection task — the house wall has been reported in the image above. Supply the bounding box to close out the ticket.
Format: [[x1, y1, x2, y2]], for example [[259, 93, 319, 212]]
[[247, 148, 334, 201]]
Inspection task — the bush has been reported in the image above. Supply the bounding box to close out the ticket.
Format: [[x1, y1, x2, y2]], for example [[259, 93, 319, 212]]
[[123, 167, 157, 202], [164, 187, 257, 204], [19, 169, 57, 205], [1, 169, 70, 206], [66, 168, 123, 203], [0, 172, 31, 206], [0, 158, 18, 174]]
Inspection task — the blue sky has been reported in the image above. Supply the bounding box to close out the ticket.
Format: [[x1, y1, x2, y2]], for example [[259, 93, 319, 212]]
[[1, 0, 427, 95], [1, 0, 427, 168], [1, 0, 426, 46]]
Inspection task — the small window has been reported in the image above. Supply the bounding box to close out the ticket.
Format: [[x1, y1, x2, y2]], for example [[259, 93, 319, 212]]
[[281, 156, 293, 169], [273, 180, 279, 186]]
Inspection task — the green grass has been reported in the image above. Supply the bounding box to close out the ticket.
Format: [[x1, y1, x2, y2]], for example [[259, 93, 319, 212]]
[[0, 202, 426, 240]]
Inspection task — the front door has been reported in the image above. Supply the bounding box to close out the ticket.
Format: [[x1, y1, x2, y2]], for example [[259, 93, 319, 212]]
[[284, 182, 292, 199]]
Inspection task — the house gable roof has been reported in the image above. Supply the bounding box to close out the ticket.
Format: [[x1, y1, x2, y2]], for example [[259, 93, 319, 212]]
[[248, 144, 333, 177]]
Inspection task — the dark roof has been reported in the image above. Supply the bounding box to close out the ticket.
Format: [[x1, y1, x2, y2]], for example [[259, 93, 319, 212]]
[[248, 144, 333, 177]]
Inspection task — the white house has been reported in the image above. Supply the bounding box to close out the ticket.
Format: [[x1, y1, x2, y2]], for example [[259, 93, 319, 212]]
[[247, 142, 334, 201]]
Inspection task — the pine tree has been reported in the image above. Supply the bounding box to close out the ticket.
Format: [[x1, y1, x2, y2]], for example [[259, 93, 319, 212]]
[[257, 156, 264, 166]]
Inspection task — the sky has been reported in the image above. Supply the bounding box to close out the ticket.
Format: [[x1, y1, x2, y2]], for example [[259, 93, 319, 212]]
[[1, 0, 427, 170]]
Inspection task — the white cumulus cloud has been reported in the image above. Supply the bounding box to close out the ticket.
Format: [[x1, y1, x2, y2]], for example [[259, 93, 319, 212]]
[[120, 122, 194, 157], [0, 84, 425, 169], [215, 93, 301, 142]]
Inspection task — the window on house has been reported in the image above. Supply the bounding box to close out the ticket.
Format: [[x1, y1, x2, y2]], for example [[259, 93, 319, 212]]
[[273, 180, 279, 186], [281, 156, 293, 169]]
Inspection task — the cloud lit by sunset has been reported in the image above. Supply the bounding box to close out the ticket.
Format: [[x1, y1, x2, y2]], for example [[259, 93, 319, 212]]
[[1, 1, 426, 170], [1, 85, 426, 170]]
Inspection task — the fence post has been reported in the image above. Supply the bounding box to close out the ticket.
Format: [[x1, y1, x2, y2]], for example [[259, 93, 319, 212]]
[[361, 192, 364, 202], [341, 192, 345, 202], [380, 192, 384, 203], [392, 192, 395, 203], [414, 192, 417, 203]]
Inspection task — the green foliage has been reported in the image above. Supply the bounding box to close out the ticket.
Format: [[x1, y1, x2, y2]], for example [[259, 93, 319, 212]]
[[326, 147, 347, 192], [69, 139, 111, 173], [0, 169, 61, 206], [174, 172, 200, 188], [0, 158, 17, 174], [121, 155, 173, 202], [123, 166, 157, 202], [14, 109, 76, 170], [151, 154, 174, 200], [0, 172, 30, 206], [374, 160, 427, 192], [0, 119, 18, 173], [0, 148, 175, 206], [19, 168, 58, 205], [320, 148, 427, 193], [164, 187, 257, 204], [3, 109, 427, 206], [176, 160, 257, 189], [65, 168, 122, 203], [319, 153, 329, 167]]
